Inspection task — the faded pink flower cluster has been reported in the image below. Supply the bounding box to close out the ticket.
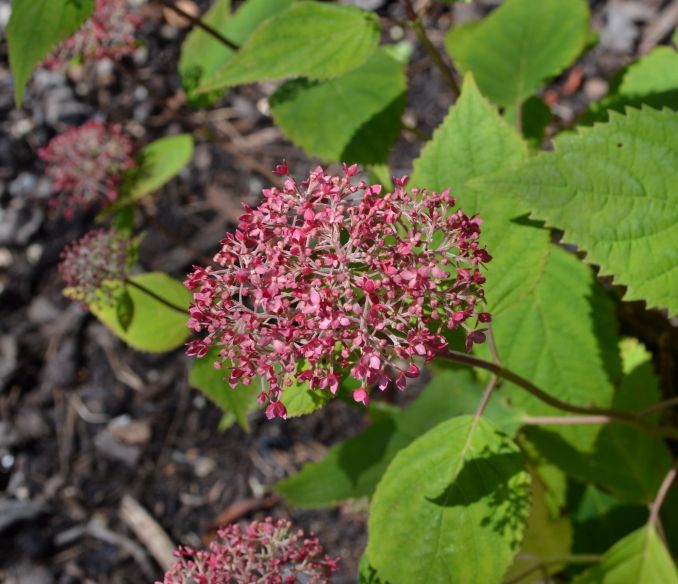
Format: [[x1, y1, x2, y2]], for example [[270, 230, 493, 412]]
[[185, 164, 491, 419], [59, 228, 132, 305], [42, 0, 142, 70], [161, 517, 339, 584], [39, 121, 136, 219]]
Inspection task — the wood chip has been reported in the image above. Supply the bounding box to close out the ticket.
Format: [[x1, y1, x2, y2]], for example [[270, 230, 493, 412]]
[[162, 0, 199, 28], [120, 495, 176, 571], [639, 0, 678, 54]]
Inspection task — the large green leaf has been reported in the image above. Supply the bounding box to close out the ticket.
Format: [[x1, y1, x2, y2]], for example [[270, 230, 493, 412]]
[[522, 338, 673, 503], [581, 46, 678, 126], [270, 49, 406, 165], [475, 107, 678, 315], [496, 246, 621, 450], [411, 75, 551, 315], [124, 135, 194, 201], [445, 0, 589, 108], [91, 273, 190, 352], [505, 475, 573, 583], [179, 0, 292, 103], [277, 369, 520, 507], [570, 485, 647, 557], [573, 526, 678, 584], [7, 0, 95, 105], [197, 2, 379, 92], [367, 415, 530, 584], [189, 347, 259, 432]]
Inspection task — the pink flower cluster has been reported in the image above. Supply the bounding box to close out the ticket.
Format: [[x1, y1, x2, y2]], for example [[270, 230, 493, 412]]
[[42, 0, 142, 70], [185, 164, 491, 419], [59, 228, 132, 305], [161, 517, 339, 584], [39, 121, 136, 218]]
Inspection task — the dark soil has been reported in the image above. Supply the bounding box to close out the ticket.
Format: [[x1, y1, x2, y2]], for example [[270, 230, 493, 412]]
[[0, 0, 675, 582]]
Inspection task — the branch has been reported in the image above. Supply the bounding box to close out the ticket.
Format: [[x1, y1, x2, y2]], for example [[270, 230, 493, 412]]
[[648, 461, 678, 528], [639, 396, 678, 419], [436, 349, 678, 441], [402, 0, 460, 97], [155, 0, 240, 51], [474, 375, 498, 420]]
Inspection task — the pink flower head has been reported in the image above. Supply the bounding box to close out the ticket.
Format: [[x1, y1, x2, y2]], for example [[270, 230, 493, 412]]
[[39, 121, 136, 218], [42, 0, 142, 70], [59, 228, 132, 305], [161, 517, 339, 584], [185, 165, 491, 414]]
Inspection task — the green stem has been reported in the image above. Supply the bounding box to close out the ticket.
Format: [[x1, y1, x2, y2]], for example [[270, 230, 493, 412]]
[[402, 0, 460, 98], [639, 396, 678, 418], [474, 375, 498, 419], [125, 279, 187, 315], [436, 349, 678, 441], [155, 0, 240, 51], [648, 461, 678, 528]]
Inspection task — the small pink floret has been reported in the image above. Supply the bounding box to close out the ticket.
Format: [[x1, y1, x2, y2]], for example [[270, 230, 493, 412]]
[[353, 387, 370, 406]]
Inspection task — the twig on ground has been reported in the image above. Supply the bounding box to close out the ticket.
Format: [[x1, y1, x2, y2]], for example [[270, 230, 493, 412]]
[[120, 495, 177, 571]]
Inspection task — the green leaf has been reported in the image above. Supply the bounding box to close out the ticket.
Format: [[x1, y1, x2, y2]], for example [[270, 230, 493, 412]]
[[112, 205, 135, 234], [505, 474, 573, 583], [270, 49, 406, 165], [367, 415, 530, 584], [521, 338, 673, 503], [277, 369, 520, 508], [358, 554, 388, 584], [189, 347, 258, 432], [411, 75, 551, 316], [91, 273, 190, 352], [198, 2, 379, 92], [581, 46, 678, 125], [573, 526, 678, 584], [7, 0, 94, 105], [115, 288, 134, 332], [279, 375, 332, 418], [505, 96, 553, 148], [179, 0, 293, 104], [498, 246, 621, 450], [474, 107, 678, 315], [569, 485, 647, 557], [445, 0, 590, 108], [124, 135, 194, 201]]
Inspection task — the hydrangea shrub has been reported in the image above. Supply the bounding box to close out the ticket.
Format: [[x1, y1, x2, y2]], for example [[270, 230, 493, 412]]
[[7, 0, 678, 582]]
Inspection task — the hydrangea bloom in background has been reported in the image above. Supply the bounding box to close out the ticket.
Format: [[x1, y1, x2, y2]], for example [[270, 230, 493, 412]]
[[39, 121, 136, 218], [185, 164, 491, 419], [161, 517, 339, 584], [59, 228, 132, 306], [42, 0, 142, 70]]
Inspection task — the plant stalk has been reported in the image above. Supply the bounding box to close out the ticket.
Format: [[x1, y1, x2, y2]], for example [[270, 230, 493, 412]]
[[648, 461, 678, 528], [402, 0, 460, 98], [155, 0, 240, 51], [436, 349, 678, 441]]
